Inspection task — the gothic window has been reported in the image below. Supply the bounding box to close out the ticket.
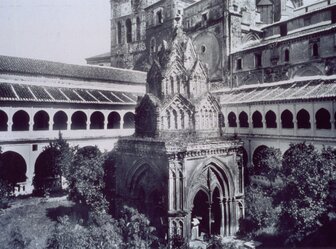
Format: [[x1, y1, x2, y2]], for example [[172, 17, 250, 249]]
[[265, 110, 277, 128], [228, 112, 237, 127], [312, 43, 319, 57], [316, 108, 331, 129], [170, 76, 174, 94], [280, 23, 287, 36], [239, 111, 249, 128], [150, 37, 156, 55], [126, 19, 132, 43], [176, 76, 180, 94], [136, 17, 141, 41], [179, 171, 183, 210], [254, 53, 262, 68], [167, 110, 171, 129], [284, 48, 290, 62], [156, 10, 163, 24], [180, 110, 184, 129], [236, 58, 242, 70], [281, 109, 294, 128], [297, 109, 311, 129], [117, 22, 122, 44], [172, 109, 178, 129], [252, 111, 263, 128]]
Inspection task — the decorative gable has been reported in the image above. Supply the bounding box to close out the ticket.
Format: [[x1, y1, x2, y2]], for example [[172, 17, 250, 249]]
[[195, 94, 221, 130]]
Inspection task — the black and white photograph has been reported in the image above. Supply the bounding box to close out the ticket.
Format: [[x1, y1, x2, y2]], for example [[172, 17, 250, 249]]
[[0, 0, 335, 248]]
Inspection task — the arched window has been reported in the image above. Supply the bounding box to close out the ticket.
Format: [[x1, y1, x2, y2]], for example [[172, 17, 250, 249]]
[[284, 48, 290, 62], [265, 110, 277, 128], [71, 111, 87, 130], [156, 10, 163, 24], [297, 109, 311, 129], [150, 37, 156, 55], [172, 109, 178, 129], [53, 111, 67, 130], [170, 76, 174, 95], [136, 17, 141, 41], [239, 111, 249, 128], [312, 43, 319, 57], [176, 76, 180, 94], [90, 111, 104, 129], [12, 110, 29, 131], [228, 112, 237, 127], [316, 108, 331, 129], [0, 110, 8, 131], [252, 111, 263, 128], [107, 112, 121, 129], [126, 19, 132, 43], [281, 110, 294, 128], [123, 112, 135, 128], [117, 21, 122, 44], [33, 110, 49, 130]]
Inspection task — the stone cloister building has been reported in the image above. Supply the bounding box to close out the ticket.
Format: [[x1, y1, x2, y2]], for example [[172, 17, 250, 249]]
[[112, 29, 244, 240]]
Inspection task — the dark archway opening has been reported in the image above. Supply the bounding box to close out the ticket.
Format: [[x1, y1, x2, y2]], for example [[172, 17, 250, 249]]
[[281, 110, 294, 128], [107, 112, 121, 129], [228, 112, 237, 127], [71, 111, 87, 130], [211, 188, 222, 235], [0, 110, 8, 131], [316, 108, 331, 129], [266, 110, 277, 128], [0, 151, 27, 193], [192, 190, 209, 235], [33, 148, 61, 195], [239, 111, 249, 128], [123, 112, 135, 128], [53, 111, 67, 130], [297, 109, 311, 129], [33, 110, 49, 130], [252, 145, 269, 175], [148, 190, 166, 238], [12, 110, 29, 131], [252, 111, 263, 128], [90, 111, 104, 129]]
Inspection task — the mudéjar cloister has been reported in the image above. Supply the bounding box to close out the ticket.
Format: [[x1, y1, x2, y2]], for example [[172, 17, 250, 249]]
[[0, 55, 146, 194], [112, 29, 244, 240]]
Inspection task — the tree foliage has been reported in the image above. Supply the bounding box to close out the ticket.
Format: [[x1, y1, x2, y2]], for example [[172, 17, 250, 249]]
[[46, 213, 122, 249], [68, 146, 108, 214], [252, 146, 282, 179], [118, 206, 159, 249], [278, 143, 334, 244]]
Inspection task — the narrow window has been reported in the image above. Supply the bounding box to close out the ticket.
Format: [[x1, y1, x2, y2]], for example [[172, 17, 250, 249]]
[[157, 10, 163, 24], [312, 43, 319, 57], [236, 58, 242, 70], [117, 22, 122, 44], [255, 53, 262, 68], [284, 49, 290, 62], [126, 19, 132, 43], [136, 17, 141, 41], [280, 23, 287, 36]]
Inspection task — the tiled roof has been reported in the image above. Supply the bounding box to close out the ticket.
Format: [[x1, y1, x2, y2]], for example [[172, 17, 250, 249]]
[[0, 55, 146, 84], [85, 52, 111, 61], [217, 76, 336, 105], [0, 81, 141, 105]]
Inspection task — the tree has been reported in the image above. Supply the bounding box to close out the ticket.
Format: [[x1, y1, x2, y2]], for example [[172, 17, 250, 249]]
[[7, 226, 31, 249], [119, 206, 158, 249], [33, 133, 75, 195], [238, 186, 279, 238], [278, 143, 333, 244], [252, 147, 282, 180], [68, 146, 108, 214]]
